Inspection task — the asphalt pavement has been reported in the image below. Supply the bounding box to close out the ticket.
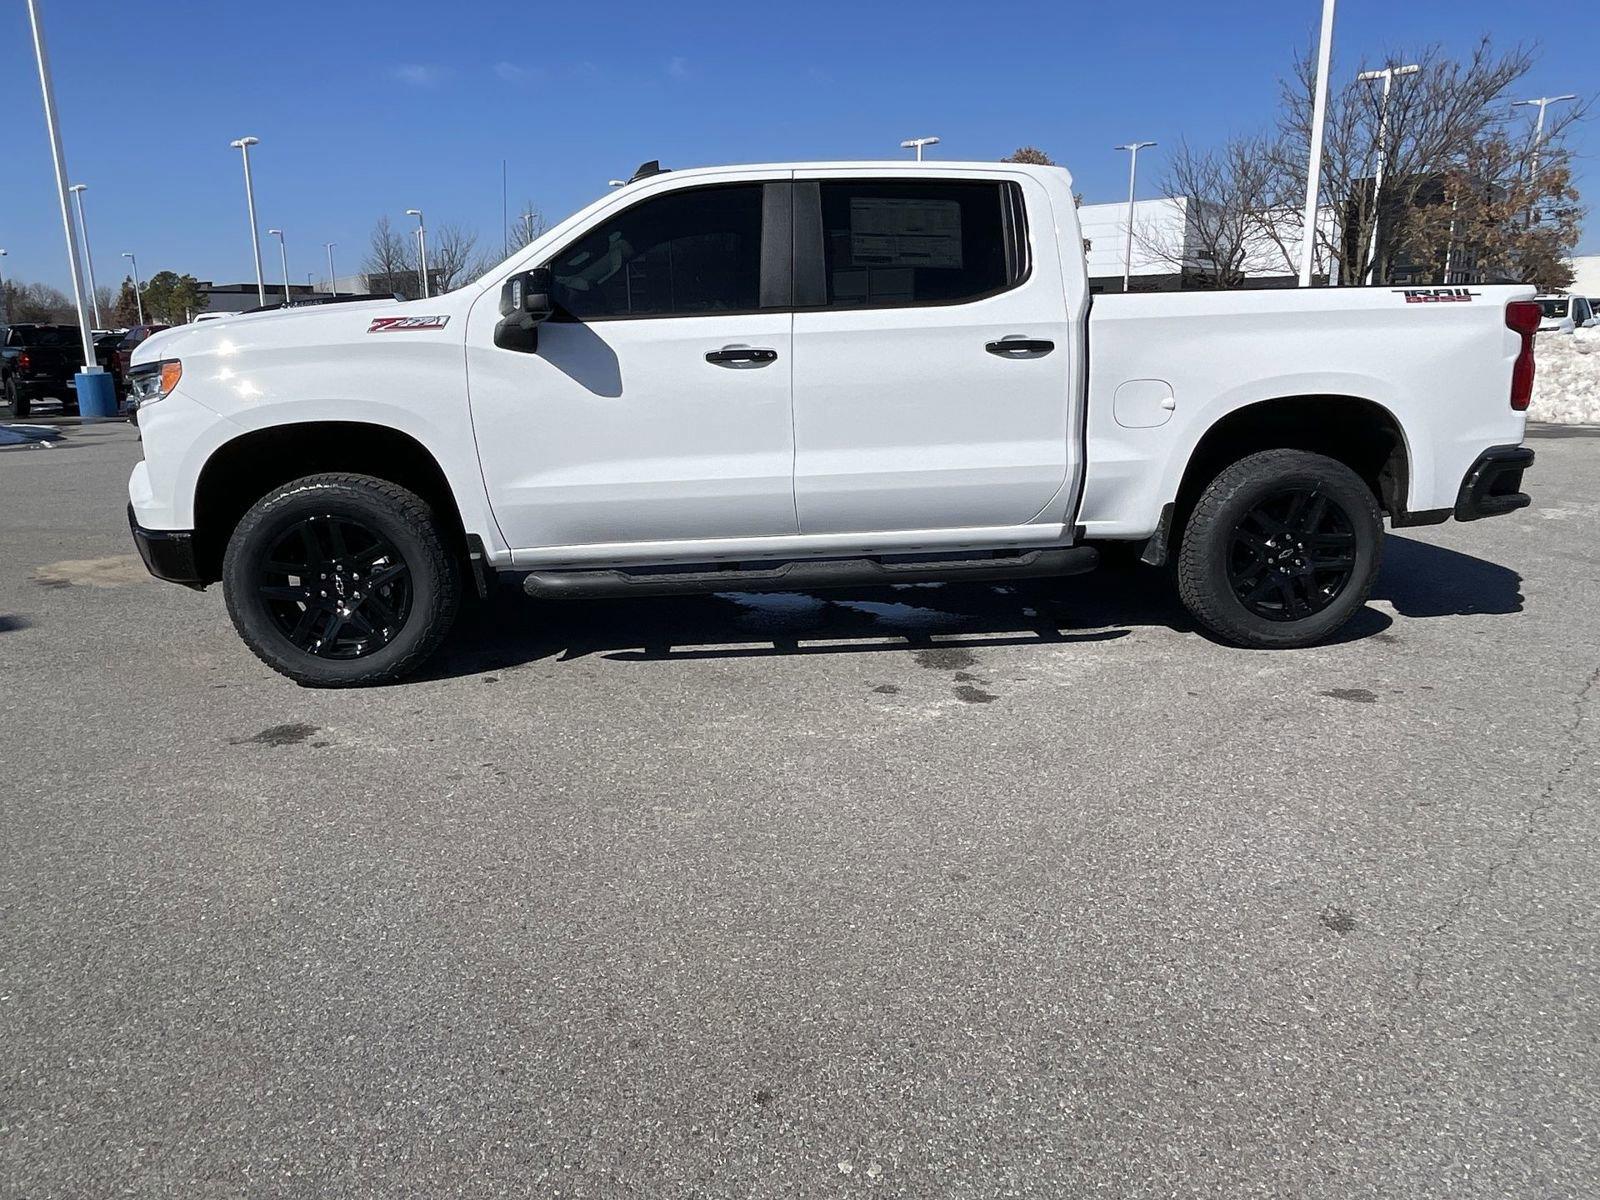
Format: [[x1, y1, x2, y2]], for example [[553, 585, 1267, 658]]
[[2, 420, 1597, 1198]]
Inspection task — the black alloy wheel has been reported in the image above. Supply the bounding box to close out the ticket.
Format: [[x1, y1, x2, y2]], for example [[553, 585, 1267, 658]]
[[256, 514, 414, 659], [1225, 486, 1357, 621]]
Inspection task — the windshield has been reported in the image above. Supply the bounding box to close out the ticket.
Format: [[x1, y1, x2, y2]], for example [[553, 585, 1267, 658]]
[[1538, 298, 1569, 319]]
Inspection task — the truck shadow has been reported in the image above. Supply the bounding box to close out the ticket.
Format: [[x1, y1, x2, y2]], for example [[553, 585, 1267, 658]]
[[421, 533, 1520, 680]]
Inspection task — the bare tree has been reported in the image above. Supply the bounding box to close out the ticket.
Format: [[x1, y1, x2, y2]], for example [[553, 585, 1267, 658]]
[[364, 215, 419, 299], [507, 201, 547, 252], [1138, 137, 1303, 288], [429, 223, 491, 291], [1276, 39, 1578, 285]]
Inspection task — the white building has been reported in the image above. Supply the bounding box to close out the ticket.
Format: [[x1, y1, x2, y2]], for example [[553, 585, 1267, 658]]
[[1078, 196, 1339, 292]]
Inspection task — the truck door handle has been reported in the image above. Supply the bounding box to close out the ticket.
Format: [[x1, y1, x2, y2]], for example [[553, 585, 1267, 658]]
[[705, 347, 778, 365], [986, 338, 1055, 356]]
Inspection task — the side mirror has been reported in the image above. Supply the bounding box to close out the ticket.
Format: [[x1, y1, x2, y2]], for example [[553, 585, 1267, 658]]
[[495, 267, 555, 352]]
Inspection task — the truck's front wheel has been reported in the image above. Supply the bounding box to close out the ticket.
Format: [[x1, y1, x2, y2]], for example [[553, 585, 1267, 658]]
[[223, 474, 461, 687], [1177, 449, 1382, 649]]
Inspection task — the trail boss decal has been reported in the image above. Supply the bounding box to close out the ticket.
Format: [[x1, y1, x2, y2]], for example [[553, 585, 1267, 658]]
[[1393, 287, 1480, 304], [367, 315, 451, 332]]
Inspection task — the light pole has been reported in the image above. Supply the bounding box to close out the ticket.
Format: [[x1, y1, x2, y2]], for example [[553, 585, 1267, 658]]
[[1299, 0, 1337, 287], [121, 251, 144, 324], [268, 228, 290, 305], [405, 208, 429, 298], [1115, 141, 1157, 293], [0, 249, 8, 324], [68, 184, 102, 327], [1357, 63, 1420, 284], [900, 136, 940, 161], [1514, 94, 1577, 185], [324, 242, 337, 295], [229, 136, 266, 305], [25, 0, 110, 416]]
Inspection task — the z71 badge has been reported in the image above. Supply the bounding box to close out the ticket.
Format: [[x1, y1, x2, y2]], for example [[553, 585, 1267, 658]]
[[1393, 287, 1480, 304], [368, 315, 451, 332]]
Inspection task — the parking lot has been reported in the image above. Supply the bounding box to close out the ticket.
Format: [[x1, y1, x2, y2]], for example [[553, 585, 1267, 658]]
[[3, 419, 1597, 1197]]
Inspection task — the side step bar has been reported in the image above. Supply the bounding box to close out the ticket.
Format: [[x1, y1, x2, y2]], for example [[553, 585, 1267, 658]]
[[522, 547, 1099, 600]]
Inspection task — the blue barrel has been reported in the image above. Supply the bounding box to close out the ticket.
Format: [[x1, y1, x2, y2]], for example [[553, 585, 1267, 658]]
[[74, 370, 119, 420]]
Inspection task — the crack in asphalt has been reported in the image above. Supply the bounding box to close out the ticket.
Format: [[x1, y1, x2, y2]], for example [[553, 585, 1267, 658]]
[[1409, 659, 1600, 995]]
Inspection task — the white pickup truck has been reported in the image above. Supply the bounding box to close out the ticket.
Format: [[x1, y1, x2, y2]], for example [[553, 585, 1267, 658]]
[[127, 160, 1539, 686]]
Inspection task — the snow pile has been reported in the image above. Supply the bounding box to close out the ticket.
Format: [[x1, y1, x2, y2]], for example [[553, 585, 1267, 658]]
[[1528, 327, 1600, 425]]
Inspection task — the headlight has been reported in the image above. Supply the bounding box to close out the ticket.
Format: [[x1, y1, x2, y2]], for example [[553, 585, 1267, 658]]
[[128, 359, 182, 408]]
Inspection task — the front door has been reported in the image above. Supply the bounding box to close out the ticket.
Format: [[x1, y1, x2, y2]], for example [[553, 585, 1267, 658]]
[[467, 177, 797, 555], [790, 174, 1072, 534]]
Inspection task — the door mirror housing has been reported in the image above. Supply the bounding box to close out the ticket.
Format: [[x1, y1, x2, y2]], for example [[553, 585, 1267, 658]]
[[495, 267, 555, 352]]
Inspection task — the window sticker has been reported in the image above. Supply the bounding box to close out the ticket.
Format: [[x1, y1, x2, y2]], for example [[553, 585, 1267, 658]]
[[848, 198, 963, 269]]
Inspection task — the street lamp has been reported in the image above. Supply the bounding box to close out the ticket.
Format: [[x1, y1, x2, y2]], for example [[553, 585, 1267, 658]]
[[120, 251, 144, 324], [1299, 0, 1337, 287], [1357, 62, 1420, 283], [1514, 94, 1577, 184], [608, 179, 626, 187], [1115, 141, 1157, 293], [0, 249, 8, 324], [25, 0, 109, 415], [405, 208, 429, 298], [229, 136, 266, 305], [268, 228, 289, 305], [68, 183, 101, 327], [900, 136, 940, 162], [324, 242, 337, 295]]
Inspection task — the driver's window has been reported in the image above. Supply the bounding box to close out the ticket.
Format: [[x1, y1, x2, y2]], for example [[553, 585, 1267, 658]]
[[550, 185, 763, 320]]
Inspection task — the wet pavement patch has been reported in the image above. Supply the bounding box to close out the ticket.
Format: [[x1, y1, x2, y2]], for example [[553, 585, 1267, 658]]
[[1322, 688, 1378, 704], [1319, 905, 1357, 934], [230, 722, 322, 747], [872, 684, 901, 694], [915, 647, 978, 670], [953, 683, 999, 704]]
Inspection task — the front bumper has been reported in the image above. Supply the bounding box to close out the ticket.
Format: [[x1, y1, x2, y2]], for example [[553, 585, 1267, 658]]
[[1455, 445, 1534, 522], [128, 504, 205, 589]]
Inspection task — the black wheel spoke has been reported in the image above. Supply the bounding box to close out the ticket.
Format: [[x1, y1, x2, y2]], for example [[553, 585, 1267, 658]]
[[259, 514, 412, 660], [1227, 484, 1357, 623]]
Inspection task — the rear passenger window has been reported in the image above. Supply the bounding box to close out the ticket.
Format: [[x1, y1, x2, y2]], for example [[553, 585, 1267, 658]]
[[816, 181, 1021, 309], [549, 185, 763, 320]]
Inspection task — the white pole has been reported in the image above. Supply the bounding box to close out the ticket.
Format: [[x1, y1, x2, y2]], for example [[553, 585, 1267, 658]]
[[26, 0, 97, 373], [1298, 0, 1336, 287], [1115, 141, 1156, 292], [1359, 64, 1419, 284], [325, 242, 336, 295], [1514, 95, 1576, 186], [0, 249, 8, 324], [231, 137, 266, 305], [68, 184, 102, 326], [407, 209, 429, 298], [900, 137, 940, 161], [269, 229, 289, 304], [122, 251, 144, 324]]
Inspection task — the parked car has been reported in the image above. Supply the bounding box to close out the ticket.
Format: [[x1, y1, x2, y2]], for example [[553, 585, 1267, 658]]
[[128, 159, 1539, 686], [2, 323, 89, 417], [1535, 294, 1596, 333], [116, 324, 170, 378]]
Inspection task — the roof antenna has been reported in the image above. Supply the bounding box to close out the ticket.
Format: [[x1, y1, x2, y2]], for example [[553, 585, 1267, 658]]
[[629, 160, 669, 183]]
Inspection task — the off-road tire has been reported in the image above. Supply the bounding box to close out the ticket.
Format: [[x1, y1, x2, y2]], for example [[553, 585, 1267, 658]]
[[1177, 449, 1382, 649], [6, 378, 28, 418], [223, 473, 461, 687]]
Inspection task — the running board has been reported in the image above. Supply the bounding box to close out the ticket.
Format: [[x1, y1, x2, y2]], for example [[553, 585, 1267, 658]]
[[521, 547, 1099, 600]]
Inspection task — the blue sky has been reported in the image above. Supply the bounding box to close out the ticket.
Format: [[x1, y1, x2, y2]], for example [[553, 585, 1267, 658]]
[[2, 0, 1596, 295]]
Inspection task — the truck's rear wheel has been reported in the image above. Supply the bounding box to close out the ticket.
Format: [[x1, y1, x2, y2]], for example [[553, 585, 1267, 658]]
[[1177, 449, 1382, 649], [222, 474, 461, 686], [6, 378, 28, 418]]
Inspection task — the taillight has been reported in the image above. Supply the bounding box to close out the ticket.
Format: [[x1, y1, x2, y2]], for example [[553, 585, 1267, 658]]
[[1505, 300, 1540, 412], [17, 352, 30, 371]]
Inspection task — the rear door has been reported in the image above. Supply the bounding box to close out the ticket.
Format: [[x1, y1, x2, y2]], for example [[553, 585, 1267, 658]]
[[789, 171, 1072, 534]]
